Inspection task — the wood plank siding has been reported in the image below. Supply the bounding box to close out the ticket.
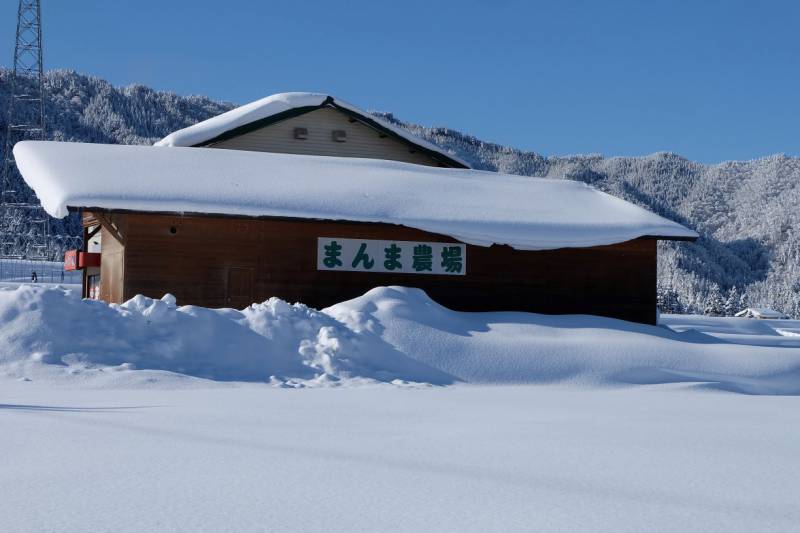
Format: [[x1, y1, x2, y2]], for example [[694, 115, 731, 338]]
[[210, 107, 443, 167], [86, 211, 658, 324]]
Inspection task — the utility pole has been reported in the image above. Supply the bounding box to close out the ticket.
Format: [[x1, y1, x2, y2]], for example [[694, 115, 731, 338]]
[[1, 0, 48, 260]]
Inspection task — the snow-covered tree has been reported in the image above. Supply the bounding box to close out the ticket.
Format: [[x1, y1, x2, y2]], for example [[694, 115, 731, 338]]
[[704, 284, 725, 316], [657, 285, 683, 314], [724, 286, 740, 317], [739, 291, 749, 313]]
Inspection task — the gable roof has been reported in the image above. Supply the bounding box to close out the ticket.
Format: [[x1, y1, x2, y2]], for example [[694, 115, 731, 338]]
[[15, 141, 697, 250], [155, 92, 470, 169]]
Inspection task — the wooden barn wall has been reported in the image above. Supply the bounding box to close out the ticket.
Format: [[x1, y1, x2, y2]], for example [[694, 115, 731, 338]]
[[210, 107, 441, 167], [98, 212, 658, 324]]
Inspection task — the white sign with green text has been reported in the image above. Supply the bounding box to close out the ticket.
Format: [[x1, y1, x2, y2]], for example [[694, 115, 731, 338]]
[[317, 237, 466, 275]]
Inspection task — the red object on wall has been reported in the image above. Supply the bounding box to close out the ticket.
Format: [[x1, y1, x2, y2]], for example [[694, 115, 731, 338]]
[[64, 250, 79, 271], [79, 252, 101, 268], [64, 250, 101, 270]]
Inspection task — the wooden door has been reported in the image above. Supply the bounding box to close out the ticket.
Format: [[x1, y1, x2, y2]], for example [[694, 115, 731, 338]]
[[226, 267, 254, 309], [98, 224, 126, 304]]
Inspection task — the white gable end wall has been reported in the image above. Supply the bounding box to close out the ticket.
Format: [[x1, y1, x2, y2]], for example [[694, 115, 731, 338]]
[[155, 92, 470, 168], [211, 107, 441, 166]]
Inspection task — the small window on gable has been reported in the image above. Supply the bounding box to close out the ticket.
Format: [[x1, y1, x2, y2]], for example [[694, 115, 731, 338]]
[[293, 127, 308, 140], [332, 130, 347, 143]]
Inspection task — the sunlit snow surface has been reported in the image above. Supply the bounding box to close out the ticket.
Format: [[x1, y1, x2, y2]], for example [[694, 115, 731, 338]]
[[13, 141, 696, 249], [2, 385, 799, 533], [2, 285, 800, 532]]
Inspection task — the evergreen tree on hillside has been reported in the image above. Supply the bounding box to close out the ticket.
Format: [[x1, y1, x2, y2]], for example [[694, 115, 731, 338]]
[[704, 284, 725, 316], [657, 285, 683, 314], [789, 292, 800, 320], [724, 286, 740, 317], [738, 290, 749, 313]]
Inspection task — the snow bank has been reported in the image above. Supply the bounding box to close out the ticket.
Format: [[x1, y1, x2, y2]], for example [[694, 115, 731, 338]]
[[326, 287, 800, 394], [0, 285, 452, 387], [13, 141, 696, 249], [2, 285, 800, 394], [153, 92, 469, 167]]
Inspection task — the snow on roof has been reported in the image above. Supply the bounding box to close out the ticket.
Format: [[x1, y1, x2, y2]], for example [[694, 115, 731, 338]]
[[735, 308, 789, 319], [13, 141, 698, 250], [154, 92, 470, 168]]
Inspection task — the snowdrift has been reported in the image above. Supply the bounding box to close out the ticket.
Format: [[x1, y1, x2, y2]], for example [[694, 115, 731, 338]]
[[0, 285, 450, 387], [2, 285, 800, 393]]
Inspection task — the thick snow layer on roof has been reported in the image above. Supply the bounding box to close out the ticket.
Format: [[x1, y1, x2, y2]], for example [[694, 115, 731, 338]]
[[155, 92, 328, 148], [734, 308, 790, 319], [154, 91, 470, 167], [14, 141, 697, 249]]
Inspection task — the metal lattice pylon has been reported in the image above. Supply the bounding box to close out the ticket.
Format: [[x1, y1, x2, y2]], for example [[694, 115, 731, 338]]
[[1, 0, 58, 261]]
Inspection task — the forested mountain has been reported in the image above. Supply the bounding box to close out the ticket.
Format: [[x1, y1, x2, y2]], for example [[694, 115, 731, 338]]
[[2, 69, 799, 316], [0, 69, 232, 239]]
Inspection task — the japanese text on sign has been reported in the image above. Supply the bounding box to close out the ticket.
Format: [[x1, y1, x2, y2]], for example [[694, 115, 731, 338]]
[[317, 238, 466, 275]]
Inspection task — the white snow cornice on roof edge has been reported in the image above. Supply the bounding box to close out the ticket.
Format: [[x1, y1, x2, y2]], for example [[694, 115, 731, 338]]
[[153, 92, 470, 168], [13, 141, 698, 250]]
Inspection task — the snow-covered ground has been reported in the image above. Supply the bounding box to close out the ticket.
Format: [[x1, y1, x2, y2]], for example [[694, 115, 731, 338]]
[[2, 285, 800, 531], [3, 383, 799, 532]]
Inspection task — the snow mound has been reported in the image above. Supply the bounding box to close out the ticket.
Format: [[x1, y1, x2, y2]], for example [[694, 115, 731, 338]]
[[326, 287, 800, 394], [0, 285, 452, 387], [2, 285, 800, 394]]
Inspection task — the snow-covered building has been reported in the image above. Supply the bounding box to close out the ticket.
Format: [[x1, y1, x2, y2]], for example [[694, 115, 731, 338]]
[[734, 308, 789, 320], [14, 93, 697, 323]]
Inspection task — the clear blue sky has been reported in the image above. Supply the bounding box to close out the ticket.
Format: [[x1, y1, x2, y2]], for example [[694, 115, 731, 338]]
[[2, 0, 799, 163]]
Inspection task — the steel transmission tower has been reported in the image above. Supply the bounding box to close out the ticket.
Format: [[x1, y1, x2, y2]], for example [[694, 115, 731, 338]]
[[1, 0, 50, 260]]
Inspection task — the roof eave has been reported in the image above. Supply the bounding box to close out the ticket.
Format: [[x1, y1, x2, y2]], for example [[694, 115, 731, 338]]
[[72, 207, 699, 245], [640, 234, 698, 242]]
